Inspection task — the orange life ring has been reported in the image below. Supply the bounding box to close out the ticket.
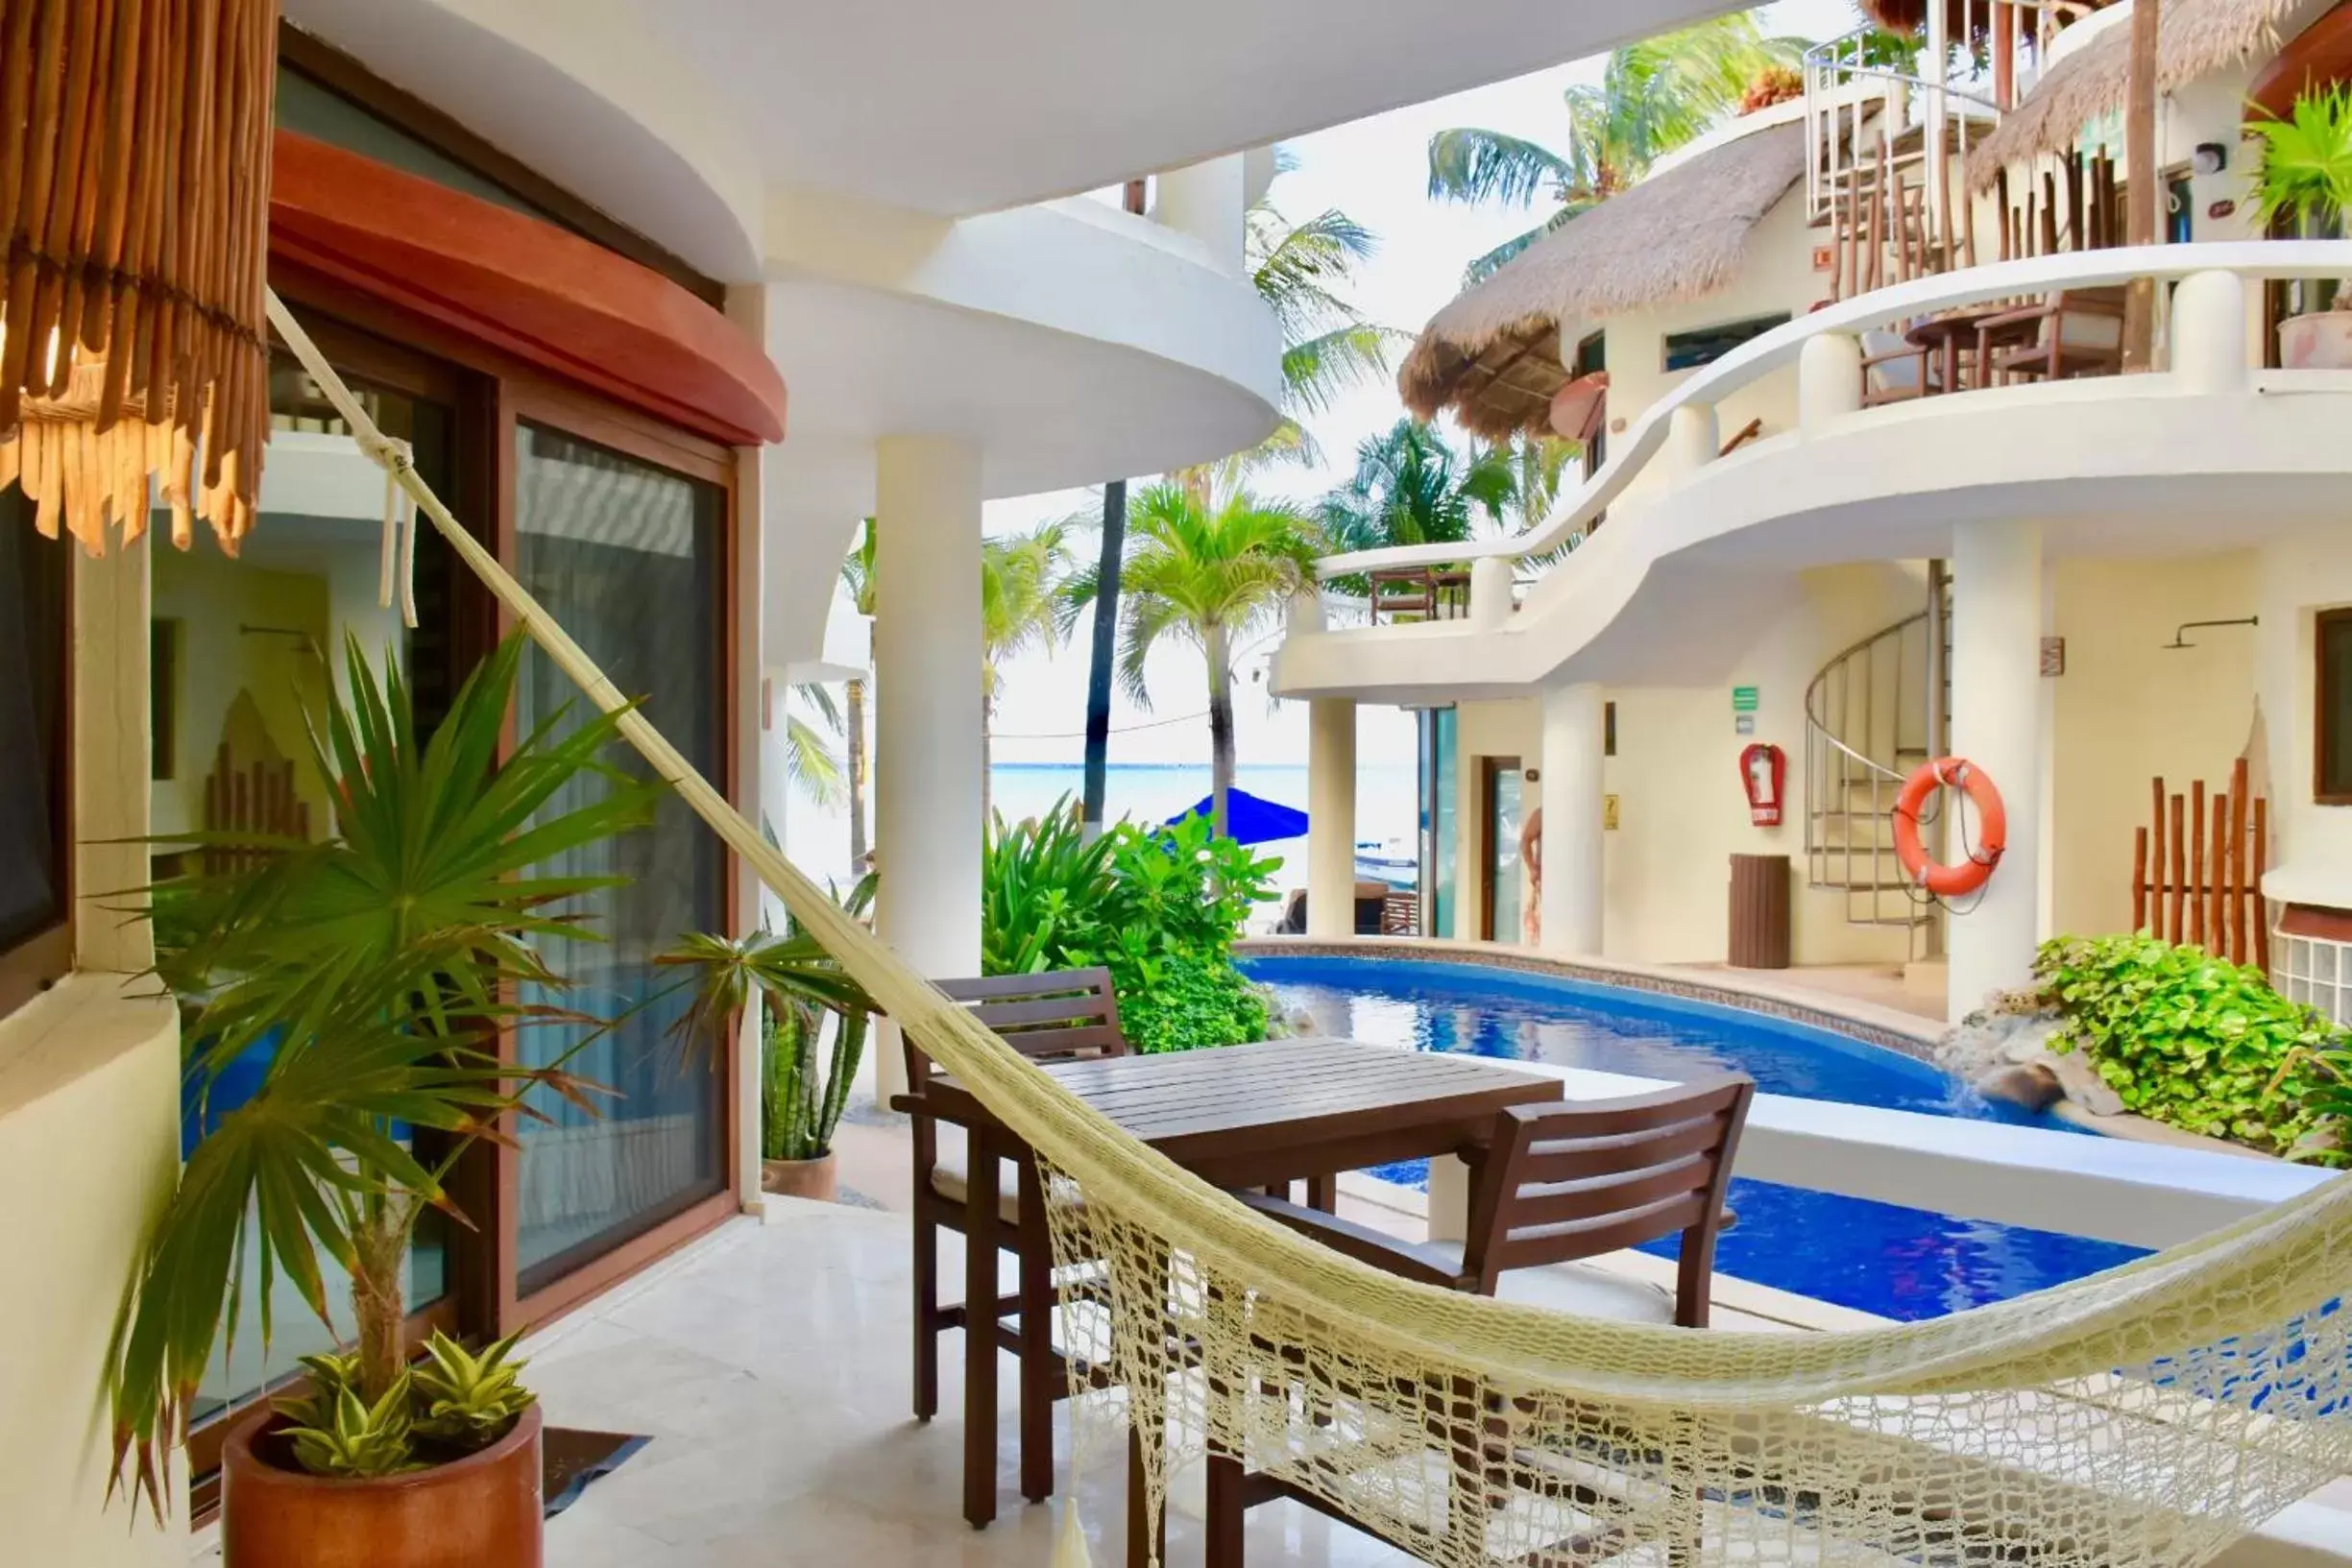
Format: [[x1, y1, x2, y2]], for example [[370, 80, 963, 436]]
[[1892, 757, 2006, 898]]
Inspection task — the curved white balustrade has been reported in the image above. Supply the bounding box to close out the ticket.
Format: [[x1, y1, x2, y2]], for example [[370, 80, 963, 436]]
[[1317, 241, 2352, 584]]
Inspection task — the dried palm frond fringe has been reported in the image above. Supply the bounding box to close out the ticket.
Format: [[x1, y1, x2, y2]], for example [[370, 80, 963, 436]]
[[0, 0, 279, 555], [1966, 0, 2302, 190], [1397, 124, 1806, 442]]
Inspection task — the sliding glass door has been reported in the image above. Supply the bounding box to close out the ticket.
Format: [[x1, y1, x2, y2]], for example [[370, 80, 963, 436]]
[[510, 421, 728, 1292]]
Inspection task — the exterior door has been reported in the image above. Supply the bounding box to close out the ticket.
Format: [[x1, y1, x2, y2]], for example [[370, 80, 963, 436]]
[[1481, 757, 1526, 943]]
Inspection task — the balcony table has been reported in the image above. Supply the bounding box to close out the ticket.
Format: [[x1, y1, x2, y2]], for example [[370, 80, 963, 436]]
[[1903, 302, 2010, 397], [910, 1035, 1563, 1551]]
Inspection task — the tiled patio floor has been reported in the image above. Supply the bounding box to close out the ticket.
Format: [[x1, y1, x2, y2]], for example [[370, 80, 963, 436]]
[[189, 1190, 2351, 1566], [525, 1198, 1429, 1567]]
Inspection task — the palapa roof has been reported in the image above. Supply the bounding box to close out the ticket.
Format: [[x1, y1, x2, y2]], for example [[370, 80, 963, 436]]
[[1397, 121, 1807, 442], [1966, 0, 2304, 189]]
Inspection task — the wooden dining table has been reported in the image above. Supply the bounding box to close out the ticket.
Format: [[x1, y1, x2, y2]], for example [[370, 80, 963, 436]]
[[914, 1036, 1564, 1542], [1903, 302, 2010, 398]]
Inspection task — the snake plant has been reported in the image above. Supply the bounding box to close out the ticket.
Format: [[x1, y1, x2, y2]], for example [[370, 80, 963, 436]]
[[658, 873, 877, 1162]]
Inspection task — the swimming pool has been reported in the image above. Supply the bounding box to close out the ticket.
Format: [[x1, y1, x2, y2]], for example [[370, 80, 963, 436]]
[[1241, 953, 2145, 1322]]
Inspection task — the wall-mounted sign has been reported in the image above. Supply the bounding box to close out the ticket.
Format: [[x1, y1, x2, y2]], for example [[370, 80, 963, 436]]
[[1603, 794, 1620, 831], [1810, 244, 1834, 272], [1734, 713, 1757, 736], [2208, 198, 2236, 221], [1732, 685, 1759, 712], [2041, 637, 2067, 677]]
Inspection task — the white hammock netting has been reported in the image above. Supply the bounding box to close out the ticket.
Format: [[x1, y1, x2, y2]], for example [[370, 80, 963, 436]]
[[263, 292, 2352, 1568]]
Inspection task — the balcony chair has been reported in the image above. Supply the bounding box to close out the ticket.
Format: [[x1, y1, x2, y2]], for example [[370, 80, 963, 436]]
[[894, 968, 1128, 1430], [1859, 326, 1941, 407], [1974, 286, 2127, 383], [1202, 1074, 1756, 1568]]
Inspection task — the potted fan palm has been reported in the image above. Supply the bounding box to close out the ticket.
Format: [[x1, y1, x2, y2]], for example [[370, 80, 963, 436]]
[[109, 633, 660, 1568], [657, 875, 877, 1200], [2249, 84, 2352, 368]]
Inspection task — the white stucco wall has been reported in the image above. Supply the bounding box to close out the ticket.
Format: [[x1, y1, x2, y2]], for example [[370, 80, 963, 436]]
[[0, 980, 185, 1568], [2257, 525, 2352, 909], [1559, 180, 1822, 514], [1443, 565, 1928, 968], [0, 541, 185, 1564], [2049, 551, 2261, 937]]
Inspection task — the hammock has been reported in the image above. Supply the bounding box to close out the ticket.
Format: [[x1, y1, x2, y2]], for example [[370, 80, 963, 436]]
[[264, 292, 2352, 1568]]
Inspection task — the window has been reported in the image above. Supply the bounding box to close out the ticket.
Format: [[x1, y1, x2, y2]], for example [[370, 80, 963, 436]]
[[1662, 313, 1791, 373], [2317, 609, 2352, 805], [1571, 331, 1608, 479], [150, 619, 180, 781], [0, 487, 70, 1017]]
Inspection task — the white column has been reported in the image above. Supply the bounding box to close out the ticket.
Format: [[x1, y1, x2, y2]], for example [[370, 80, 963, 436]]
[[1306, 700, 1357, 938], [1947, 517, 2045, 1022], [1153, 155, 1247, 273], [1665, 402, 1718, 481], [1799, 333, 1862, 432], [1540, 682, 1606, 956], [872, 436, 985, 1102], [727, 283, 771, 1210]]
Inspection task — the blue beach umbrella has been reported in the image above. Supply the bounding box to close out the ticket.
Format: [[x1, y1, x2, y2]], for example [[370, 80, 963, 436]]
[[1167, 786, 1309, 847]]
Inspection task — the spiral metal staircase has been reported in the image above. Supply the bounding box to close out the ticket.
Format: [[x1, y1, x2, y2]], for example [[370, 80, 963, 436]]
[[1804, 565, 1951, 957]]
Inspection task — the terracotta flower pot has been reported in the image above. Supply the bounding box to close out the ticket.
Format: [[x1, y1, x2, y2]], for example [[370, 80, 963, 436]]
[[222, 1401, 542, 1568], [2278, 310, 2352, 369], [762, 1150, 837, 1200]]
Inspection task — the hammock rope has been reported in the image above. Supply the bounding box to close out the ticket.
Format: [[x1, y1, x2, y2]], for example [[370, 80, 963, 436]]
[[263, 289, 2352, 1568]]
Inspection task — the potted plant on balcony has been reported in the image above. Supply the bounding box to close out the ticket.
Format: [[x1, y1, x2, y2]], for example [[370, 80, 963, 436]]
[[2249, 84, 2352, 368], [109, 633, 659, 1567], [657, 875, 878, 1201]]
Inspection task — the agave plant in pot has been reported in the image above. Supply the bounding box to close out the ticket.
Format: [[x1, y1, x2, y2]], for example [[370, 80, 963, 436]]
[[110, 633, 660, 1568], [658, 874, 878, 1201], [2249, 84, 2352, 368]]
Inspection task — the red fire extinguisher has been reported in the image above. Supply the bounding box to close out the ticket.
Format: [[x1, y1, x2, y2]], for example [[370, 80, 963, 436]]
[[1740, 742, 1785, 827]]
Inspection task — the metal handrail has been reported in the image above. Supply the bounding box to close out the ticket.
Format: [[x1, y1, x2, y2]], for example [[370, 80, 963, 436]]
[[1804, 609, 1926, 785]]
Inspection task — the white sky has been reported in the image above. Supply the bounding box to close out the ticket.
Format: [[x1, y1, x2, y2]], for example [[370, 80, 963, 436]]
[[960, 0, 1864, 772]]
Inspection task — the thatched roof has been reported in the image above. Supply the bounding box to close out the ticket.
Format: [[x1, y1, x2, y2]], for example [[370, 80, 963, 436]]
[[1966, 0, 2303, 189], [1397, 122, 1806, 442]]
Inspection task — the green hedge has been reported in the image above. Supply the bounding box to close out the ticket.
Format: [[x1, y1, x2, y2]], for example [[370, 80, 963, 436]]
[[2032, 933, 2347, 1159]]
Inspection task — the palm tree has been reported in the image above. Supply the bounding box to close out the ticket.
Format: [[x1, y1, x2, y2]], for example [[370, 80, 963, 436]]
[[1179, 157, 1404, 502], [839, 519, 877, 869], [1066, 486, 1321, 837], [783, 683, 846, 808], [1428, 13, 1806, 282], [980, 518, 1077, 820], [1319, 418, 1521, 557]]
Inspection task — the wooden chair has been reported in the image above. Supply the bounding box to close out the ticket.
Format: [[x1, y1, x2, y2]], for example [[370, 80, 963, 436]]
[[1860, 326, 1940, 407], [895, 969, 1128, 1431], [1204, 1074, 1756, 1567], [1975, 286, 2126, 383]]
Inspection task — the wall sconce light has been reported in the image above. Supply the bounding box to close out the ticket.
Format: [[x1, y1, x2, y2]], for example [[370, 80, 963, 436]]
[[2194, 142, 2228, 176]]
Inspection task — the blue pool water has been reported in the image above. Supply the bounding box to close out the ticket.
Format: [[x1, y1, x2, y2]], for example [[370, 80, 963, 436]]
[[1241, 953, 2146, 1322]]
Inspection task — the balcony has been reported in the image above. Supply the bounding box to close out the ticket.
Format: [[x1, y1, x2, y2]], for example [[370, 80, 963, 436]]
[[1273, 241, 2352, 705]]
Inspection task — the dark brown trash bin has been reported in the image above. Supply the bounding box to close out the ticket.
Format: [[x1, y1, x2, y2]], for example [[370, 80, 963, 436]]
[[1728, 854, 1791, 969]]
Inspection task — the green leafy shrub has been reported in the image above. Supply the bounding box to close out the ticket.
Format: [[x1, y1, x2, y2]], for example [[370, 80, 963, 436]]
[[277, 1327, 534, 1477], [2032, 934, 2345, 1157], [1109, 942, 1273, 1055], [412, 1328, 535, 1452], [981, 797, 1281, 1051]]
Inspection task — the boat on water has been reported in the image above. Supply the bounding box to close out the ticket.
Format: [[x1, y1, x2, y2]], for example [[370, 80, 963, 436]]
[[1354, 837, 1417, 889]]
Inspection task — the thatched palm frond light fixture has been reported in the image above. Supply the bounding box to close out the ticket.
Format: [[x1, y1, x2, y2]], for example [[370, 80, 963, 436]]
[[0, 0, 279, 556]]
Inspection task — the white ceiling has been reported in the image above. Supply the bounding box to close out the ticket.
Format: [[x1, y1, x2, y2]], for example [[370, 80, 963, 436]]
[[290, 0, 1752, 260], [660, 0, 1746, 214]]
